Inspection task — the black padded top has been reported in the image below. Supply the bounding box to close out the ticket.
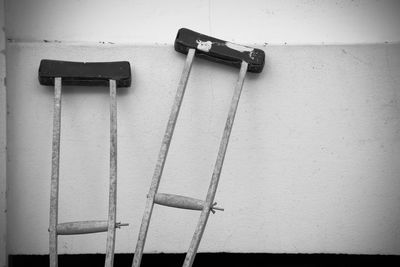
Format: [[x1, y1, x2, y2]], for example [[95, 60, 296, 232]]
[[38, 60, 131, 87]]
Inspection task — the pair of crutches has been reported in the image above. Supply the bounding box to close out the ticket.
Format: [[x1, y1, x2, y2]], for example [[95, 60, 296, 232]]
[[39, 28, 265, 267]]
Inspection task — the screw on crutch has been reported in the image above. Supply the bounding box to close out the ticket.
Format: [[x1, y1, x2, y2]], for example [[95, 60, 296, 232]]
[[131, 28, 265, 267], [38, 59, 131, 267]]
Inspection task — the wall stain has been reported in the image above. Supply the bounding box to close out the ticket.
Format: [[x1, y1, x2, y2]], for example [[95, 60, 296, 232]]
[[341, 48, 368, 65]]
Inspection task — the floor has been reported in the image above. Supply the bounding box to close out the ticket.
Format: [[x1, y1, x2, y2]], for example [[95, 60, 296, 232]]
[[8, 253, 400, 267]]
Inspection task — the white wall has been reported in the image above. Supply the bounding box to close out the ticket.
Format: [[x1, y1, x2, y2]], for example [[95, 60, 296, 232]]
[[5, 0, 400, 45], [4, 0, 400, 256]]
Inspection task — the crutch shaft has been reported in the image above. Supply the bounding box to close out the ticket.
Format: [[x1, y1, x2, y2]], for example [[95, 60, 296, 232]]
[[105, 79, 118, 267], [132, 49, 196, 267], [49, 77, 62, 267], [183, 61, 249, 267]]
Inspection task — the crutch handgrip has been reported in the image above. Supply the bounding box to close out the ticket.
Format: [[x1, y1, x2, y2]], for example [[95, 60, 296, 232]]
[[55, 220, 128, 235], [154, 193, 223, 212]]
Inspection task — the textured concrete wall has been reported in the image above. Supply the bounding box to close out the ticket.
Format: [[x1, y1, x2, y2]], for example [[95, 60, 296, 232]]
[[6, 43, 400, 255]]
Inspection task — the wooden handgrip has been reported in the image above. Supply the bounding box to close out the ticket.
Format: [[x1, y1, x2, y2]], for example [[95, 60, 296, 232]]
[[56, 220, 128, 235], [154, 193, 223, 212]]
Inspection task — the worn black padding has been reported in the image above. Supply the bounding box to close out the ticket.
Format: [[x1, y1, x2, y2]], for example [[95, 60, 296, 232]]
[[174, 28, 265, 73], [38, 60, 131, 87]]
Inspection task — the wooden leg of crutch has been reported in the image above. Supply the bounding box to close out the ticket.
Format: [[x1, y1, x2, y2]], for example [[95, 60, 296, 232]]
[[105, 79, 118, 267], [183, 61, 248, 267], [49, 77, 62, 267], [132, 48, 196, 267]]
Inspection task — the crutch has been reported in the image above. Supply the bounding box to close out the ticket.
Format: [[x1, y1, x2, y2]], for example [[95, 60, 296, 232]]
[[132, 28, 265, 267], [38, 59, 131, 267]]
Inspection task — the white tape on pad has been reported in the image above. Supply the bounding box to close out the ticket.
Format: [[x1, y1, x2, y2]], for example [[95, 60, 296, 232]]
[[196, 40, 213, 52]]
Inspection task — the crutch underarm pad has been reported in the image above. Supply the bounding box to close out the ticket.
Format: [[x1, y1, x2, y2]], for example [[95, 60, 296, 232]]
[[174, 28, 265, 73], [38, 60, 131, 87]]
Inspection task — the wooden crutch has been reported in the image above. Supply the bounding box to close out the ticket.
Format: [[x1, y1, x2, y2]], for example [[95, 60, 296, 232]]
[[132, 28, 265, 267], [38, 60, 131, 267]]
